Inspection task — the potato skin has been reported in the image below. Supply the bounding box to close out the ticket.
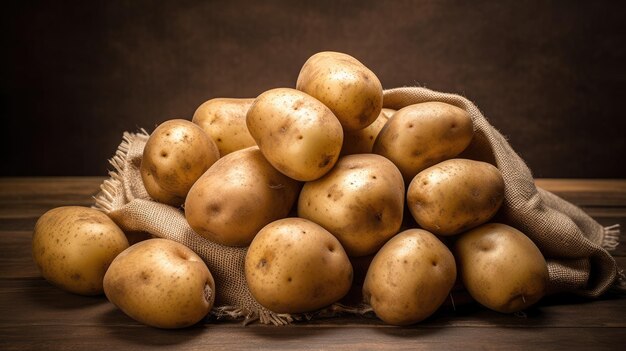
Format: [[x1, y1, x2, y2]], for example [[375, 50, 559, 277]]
[[363, 229, 457, 325], [454, 223, 548, 313], [296, 51, 383, 131], [103, 238, 215, 329], [340, 108, 390, 155], [192, 98, 256, 156], [298, 154, 405, 257], [246, 88, 343, 181], [373, 102, 473, 181], [185, 147, 301, 247], [32, 206, 129, 295], [407, 158, 504, 236], [245, 218, 353, 314], [141, 119, 220, 207]]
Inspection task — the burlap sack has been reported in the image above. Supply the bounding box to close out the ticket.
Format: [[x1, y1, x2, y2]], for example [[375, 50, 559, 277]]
[[95, 86, 623, 325]]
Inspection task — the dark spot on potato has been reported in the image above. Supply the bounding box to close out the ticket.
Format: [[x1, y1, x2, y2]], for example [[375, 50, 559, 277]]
[[371, 175, 377, 180], [71, 273, 82, 281], [431, 260, 438, 267], [207, 203, 221, 214], [257, 258, 267, 268], [297, 135, 303, 140], [318, 155, 333, 168], [328, 245, 335, 252], [217, 138, 222, 142], [292, 99, 305, 110], [287, 277, 292, 282], [408, 123, 414, 128], [161, 151, 168, 158]]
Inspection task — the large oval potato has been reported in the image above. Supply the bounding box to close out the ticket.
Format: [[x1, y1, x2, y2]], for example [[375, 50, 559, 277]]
[[296, 51, 383, 131], [185, 147, 301, 247], [32, 206, 129, 295], [298, 154, 405, 257], [340, 108, 391, 155], [373, 102, 474, 181], [454, 223, 549, 313], [407, 158, 504, 236], [104, 238, 215, 328], [245, 218, 353, 314], [363, 229, 457, 325], [192, 98, 256, 156], [246, 88, 343, 181], [141, 119, 220, 207]]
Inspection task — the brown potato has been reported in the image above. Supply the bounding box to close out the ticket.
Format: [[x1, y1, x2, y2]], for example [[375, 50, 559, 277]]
[[454, 223, 549, 313], [363, 229, 457, 325], [104, 238, 215, 328], [185, 147, 301, 247], [246, 88, 343, 181], [296, 51, 383, 131], [373, 102, 474, 181], [32, 206, 129, 295], [298, 154, 405, 257], [141, 119, 220, 207], [407, 158, 504, 236], [245, 218, 353, 313], [192, 98, 256, 156], [340, 108, 390, 155]]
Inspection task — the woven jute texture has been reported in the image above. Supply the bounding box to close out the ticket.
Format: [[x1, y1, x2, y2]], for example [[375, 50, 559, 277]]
[[95, 87, 622, 325]]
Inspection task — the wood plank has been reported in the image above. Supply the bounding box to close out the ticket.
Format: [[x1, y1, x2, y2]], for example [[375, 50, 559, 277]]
[[535, 179, 626, 207]]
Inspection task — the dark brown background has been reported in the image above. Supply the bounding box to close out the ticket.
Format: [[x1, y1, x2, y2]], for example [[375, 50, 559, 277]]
[[2, 0, 625, 177]]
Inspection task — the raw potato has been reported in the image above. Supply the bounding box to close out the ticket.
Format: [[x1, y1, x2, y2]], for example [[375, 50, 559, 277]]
[[32, 206, 129, 295], [192, 98, 256, 156], [141, 119, 220, 207], [246, 87, 343, 181], [298, 154, 405, 257], [245, 218, 353, 314], [341, 108, 391, 155], [407, 158, 505, 236], [363, 229, 457, 325], [373, 102, 474, 181], [296, 51, 383, 131], [454, 223, 549, 313], [185, 147, 301, 247], [103, 238, 215, 329]]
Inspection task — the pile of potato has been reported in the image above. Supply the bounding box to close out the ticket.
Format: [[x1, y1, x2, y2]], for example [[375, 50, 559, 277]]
[[32, 51, 549, 328]]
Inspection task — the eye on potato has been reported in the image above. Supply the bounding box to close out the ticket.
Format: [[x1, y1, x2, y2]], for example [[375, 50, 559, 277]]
[[192, 98, 256, 156], [407, 158, 505, 236], [373, 102, 474, 182], [185, 147, 301, 247], [454, 223, 549, 313], [104, 238, 215, 329], [363, 229, 457, 325], [246, 87, 343, 181], [296, 51, 383, 131], [298, 153, 405, 257], [32, 206, 129, 295], [141, 119, 220, 207], [245, 218, 353, 314]]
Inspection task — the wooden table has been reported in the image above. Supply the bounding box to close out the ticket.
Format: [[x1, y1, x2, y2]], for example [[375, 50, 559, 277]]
[[1, 177, 625, 350]]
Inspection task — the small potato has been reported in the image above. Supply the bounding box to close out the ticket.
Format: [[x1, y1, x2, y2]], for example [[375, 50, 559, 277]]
[[341, 108, 390, 155], [192, 98, 256, 156], [185, 147, 301, 247], [32, 206, 129, 295], [407, 158, 504, 236], [246, 88, 343, 181], [298, 154, 405, 257], [104, 238, 215, 329], [245, 218, 353, 314], [373, 102, 473, 181], [141, 119, 220, 207], [455, 223, 548, 313], [363, 229, 457, 325], [296, 51, 383, 131]]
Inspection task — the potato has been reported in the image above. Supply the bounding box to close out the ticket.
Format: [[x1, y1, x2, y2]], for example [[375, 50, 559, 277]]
[[407, 158, 504, 236], [363, 229, 457, 325], [103, 238, 215, 329], [32, 206, 129, 295], [192, 98, 256, 156], [245, 218, 353, 314], [298, 154, 405, 257], [340, 108, 390, 155], [246, 87, 343, 181], [373, 102, 474, 181], [454, 223, 549, 313], [141, 119, 220, 207], [296, 51, 382, 131], [185, 146, 301, 247]]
